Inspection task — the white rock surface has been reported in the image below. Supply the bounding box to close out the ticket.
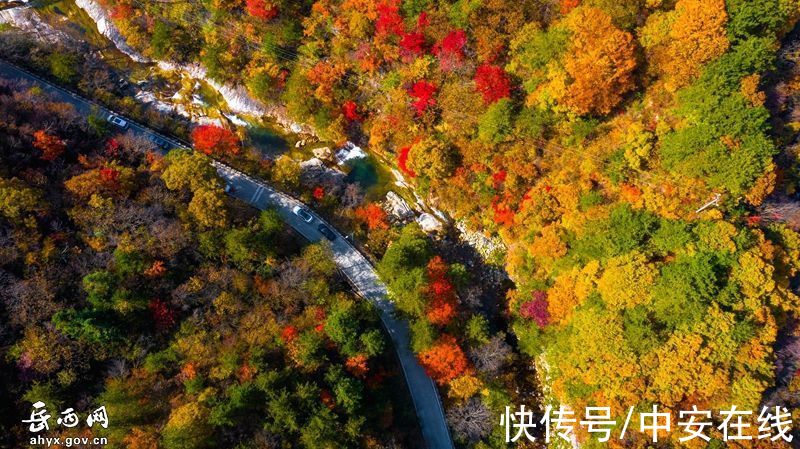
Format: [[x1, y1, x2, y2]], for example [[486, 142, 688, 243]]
[[335, 142, 367, 165], [416, 213, 444, 233], [223, 112, 249, 127], [384, 191, 415, 220]]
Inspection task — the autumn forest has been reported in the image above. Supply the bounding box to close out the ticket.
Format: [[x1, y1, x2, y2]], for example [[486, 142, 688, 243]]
[[2, 0, 800, 448]]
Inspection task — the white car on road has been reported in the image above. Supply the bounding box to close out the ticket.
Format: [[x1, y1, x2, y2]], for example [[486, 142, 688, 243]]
[[107, 114, 129, 129], [292, 205, 314, 223]]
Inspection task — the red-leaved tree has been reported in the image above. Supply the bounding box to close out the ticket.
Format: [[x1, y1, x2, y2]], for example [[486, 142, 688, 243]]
[[492, 170, 507, 189], [474, 63, 511, 104], [100, 167, 121, 191], [246, 0, 279, 20], [105, 138, 121, 158], [109, 3, 133, 20], [408, 80, 438, 115], [375, 0, 404, 36], [342, 100, 362, 121], [345, 354, 369, 378], [491, 195, 515, 226], [397, 145, 416, 178], [436, 29, 467, 71], [144, 260, 167, 278], [417, 11, 429, 28], [560, 0, 581, 14], [400, 31, 427, 59], [520, 290, 550, 328], [191, 125, 240, 156], [281, 325, 299, 343], [149, 298, 176, 331]]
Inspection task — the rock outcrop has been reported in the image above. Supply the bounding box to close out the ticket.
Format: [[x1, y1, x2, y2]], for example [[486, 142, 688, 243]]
[[455, 221, 506, 261]]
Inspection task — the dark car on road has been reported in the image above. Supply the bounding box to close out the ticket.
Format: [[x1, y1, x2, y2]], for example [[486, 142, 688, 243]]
[[317, 224, 337, 241], [150, 135, 171, 150]]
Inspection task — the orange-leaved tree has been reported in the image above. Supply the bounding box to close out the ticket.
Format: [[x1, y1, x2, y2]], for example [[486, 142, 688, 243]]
[[664, 0, 729, 90], [425, 256, 458, 326], [32, 130, 66, 161], [418, 334, 468, 384], [562, 7, 637, 115], [355, 203, 389, 230]]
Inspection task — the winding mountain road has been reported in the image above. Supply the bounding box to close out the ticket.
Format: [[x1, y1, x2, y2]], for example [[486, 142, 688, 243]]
[[0, 59, 454, 449]]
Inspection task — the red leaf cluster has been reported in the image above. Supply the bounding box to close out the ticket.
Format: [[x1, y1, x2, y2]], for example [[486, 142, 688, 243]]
[[144, 260, 166, 278], [519, 292, 550, 327], [620, 183, 642, 202], [105, 138, 121, 158], [313, 186, 325, 200], [520, 291, 550, 327], [345, 354, 369, 378], [375, 0, 404, 36], [436, 30, 467, 71], [149, 298, 176, 331], [492, 170, 507, 189], [246, 0, 279, 20], [417, 12, 429, 29], [341, 100, 362, 121], [746, 215, 762, 227], [408, 80, 437, 115], [109, 3, 133, 20], [474, 64, 512, 104], [191, 125, 240, 156], [397, 146, 416, 178], [320, 389, 336, 409], [426, 255, 449, 280], [281, 325, 299, 343], [400, 31, 427, 59], [418, 335, 468, 385], [491, 195, 515, 226], [100, 167, 121, 189]]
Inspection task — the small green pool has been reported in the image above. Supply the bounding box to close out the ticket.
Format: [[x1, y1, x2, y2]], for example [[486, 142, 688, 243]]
[[345, 155, 393, 200], [247, 125, 289, 157]]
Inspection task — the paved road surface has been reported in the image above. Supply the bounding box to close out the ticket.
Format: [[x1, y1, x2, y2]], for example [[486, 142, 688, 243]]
[[0, 60, 454, 449]]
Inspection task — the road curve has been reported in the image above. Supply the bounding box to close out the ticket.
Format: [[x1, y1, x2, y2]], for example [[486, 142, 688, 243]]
[[0, 59, 455, 449]]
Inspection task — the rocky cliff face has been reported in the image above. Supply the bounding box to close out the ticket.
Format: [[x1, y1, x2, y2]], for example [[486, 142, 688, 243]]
[[0, 6, 71, 43], [73, 0, 148, 63]]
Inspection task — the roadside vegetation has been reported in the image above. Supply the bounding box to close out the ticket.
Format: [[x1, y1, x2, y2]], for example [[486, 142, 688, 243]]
[[0, 81, 422, 449]]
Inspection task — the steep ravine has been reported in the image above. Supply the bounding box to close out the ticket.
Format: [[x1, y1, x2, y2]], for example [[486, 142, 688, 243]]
[[73, 0, 314, 136]]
